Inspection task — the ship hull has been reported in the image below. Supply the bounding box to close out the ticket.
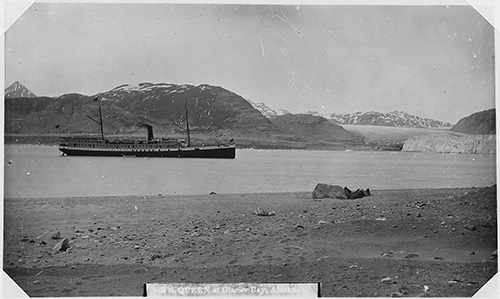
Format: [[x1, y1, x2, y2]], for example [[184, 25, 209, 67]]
[[59, 145, 236, 159]]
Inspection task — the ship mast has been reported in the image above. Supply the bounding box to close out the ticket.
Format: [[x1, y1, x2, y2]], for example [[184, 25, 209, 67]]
[[97, 96, 105, 140], [184, 99, 191, 147], [87, 96, 105, 140]]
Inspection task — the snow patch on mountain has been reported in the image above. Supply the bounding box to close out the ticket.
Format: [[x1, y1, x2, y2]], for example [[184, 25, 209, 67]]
[[247, 100, 290, 118]]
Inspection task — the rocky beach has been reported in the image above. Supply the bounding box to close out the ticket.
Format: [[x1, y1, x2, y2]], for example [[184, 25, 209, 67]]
[[2, 186, 497, 297]]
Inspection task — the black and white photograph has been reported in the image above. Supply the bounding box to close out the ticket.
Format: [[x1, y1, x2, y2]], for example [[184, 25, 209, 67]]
[[2, 0, 497, 297]]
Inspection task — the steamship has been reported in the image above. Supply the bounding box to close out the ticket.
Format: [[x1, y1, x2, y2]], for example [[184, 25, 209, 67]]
[[58, 97, 236, 159]]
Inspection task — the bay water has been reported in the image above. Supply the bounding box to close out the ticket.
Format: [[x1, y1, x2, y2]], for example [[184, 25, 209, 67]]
[[3, 145, 496, 199]]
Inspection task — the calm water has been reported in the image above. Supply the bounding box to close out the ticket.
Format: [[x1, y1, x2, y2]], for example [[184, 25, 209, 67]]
[[3, 145, 497, 199]]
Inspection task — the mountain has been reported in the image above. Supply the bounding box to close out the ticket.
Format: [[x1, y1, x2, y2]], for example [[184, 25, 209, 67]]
[[6, 83, 370, 149], [305, 111, 332, 119], [4, 81, 37, 98], [247, 99, 452, 128], [450, 109, 495, 135], [270, 114, 362, 143], [96, 83, 286, 137], [327, 111, 453, 128], [4, 83, 285, 138], [247, 100, 290, 118], [247, 99, 278, 118]]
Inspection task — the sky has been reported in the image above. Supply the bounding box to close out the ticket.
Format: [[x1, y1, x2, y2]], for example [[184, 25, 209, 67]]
[[3, 1, 497, 124]]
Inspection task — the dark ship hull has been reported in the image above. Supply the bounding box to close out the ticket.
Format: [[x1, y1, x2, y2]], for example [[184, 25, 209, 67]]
[[59, 138, 236, 159]]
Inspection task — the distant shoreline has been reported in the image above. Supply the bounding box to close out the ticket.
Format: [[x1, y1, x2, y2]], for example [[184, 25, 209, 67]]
[[4, 134, 376, 151]]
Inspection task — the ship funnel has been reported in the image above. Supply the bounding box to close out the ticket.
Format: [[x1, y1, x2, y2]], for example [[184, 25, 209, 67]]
[[136, 123, 154, 141]]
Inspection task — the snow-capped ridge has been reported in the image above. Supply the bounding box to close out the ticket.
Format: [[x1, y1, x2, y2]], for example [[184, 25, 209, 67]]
[[4, 81, 37, 98], [247, 99, 451, 128], [247, 100, 290, 118], [327, 111, 453, 128]]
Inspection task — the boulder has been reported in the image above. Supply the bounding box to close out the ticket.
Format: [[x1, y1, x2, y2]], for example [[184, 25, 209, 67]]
[[51, 230, 61, 239], [52, 238, 70, 252], [312, 184, 348, 199], [345, 187, 371, 199]]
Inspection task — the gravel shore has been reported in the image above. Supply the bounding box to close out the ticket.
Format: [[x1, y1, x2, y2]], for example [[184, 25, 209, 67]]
[[3, 186, 497, 297]]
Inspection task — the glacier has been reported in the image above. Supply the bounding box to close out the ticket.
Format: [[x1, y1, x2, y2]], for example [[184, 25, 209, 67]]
[[402, 134, 496, 154]]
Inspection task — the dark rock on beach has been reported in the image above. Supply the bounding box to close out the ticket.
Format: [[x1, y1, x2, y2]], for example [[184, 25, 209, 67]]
[[52, 238, 70, 252], [312, 184, 348, 199]]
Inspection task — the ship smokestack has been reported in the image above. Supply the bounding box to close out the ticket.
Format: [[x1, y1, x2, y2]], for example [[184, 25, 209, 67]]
[[136, 123, 154, 141]]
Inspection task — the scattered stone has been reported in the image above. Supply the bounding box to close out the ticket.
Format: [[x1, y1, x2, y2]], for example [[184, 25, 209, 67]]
[[464, 224, 477, 231], [209, 191, 217, 195], [433, 257, 443, 260], [33, 280, 40, 285], [40, 240, 47, 245], [492, 250, 497, 257], [404, 253, 419, 259], [255, 207, 275, 217], [51, 231, 61, 239], [381, 251, 393, 257], [52, 238, 70, 252], [481, 222, 492, 228], [318, 220, 328, 225], [417, 292, 432, 297], [381, 277, 392, 283], [398, 287, 410, 295], [391, 292, 404, 297]]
